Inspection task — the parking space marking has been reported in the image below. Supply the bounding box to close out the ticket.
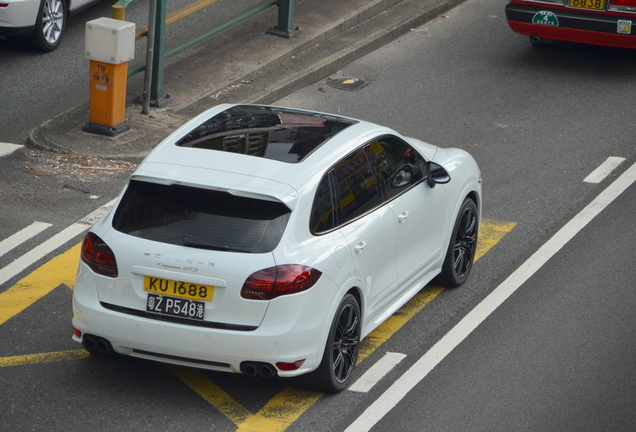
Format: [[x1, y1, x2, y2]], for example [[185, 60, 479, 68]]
[[0, 217, 515, 432], [235, 387, 323, 432], [0, 243, 80, 326], [584, 156, 625, 184], [474, 219, 517, 262], [170, 363, 323, 431], [169, 366, 253, 424], [0, 222, 52, 259], [345, 161, 636, 432], [0, 350, 87, 367], [349, 352, 407, 393]]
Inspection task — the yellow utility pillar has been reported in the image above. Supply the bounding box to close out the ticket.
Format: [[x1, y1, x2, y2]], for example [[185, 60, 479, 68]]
[[83, 18, 135, 137]]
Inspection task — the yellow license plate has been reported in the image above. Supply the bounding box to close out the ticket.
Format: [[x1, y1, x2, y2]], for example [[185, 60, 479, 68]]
[[144, 276, 214, 301], [569, 0, 605, 10]]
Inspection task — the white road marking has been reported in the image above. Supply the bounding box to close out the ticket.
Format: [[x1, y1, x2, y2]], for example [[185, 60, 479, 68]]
[[346, 161, 636, 432], [349, 352, 407, 393], [0, 200, 116, 287], [0, 222, 52, 259], [0, 143, 24, 158], [584, 156, 625, 184]]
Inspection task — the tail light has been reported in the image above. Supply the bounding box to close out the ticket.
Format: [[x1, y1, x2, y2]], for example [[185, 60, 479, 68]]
[[81, 232, 118, 278], [241, 265, 322, 300], [609, 0, 636, 8], [276, 359, 306, 371]]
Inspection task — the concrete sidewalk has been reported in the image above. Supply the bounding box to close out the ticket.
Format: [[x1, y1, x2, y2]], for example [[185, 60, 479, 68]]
[[28, 0, 466, 162]]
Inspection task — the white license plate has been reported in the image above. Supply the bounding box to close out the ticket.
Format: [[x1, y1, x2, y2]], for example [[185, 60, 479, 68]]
[[146, 293, 205, 320]]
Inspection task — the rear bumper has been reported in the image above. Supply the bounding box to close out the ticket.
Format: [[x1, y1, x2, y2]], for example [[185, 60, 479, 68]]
[[505, 3, 636, 48], [71, 263, 341, 377], [72, 292, 327, 376], [0, 25, 34, 36], [0, 0, 39, 34]]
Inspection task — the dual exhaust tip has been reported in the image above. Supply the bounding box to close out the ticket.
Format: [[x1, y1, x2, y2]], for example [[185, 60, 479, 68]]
[[82, 334, 114, 356], [82, 334, 277, 378], [240, 361, 278, 378]]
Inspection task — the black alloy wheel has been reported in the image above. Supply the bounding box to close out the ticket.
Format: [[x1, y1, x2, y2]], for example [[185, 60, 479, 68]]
[[437, 198, 478, 287], [304, 293, 360, 393]]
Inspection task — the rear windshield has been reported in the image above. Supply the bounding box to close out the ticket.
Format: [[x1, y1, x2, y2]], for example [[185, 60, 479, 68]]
[[175, 105, 358, 163], [112, 180, 291, 253]]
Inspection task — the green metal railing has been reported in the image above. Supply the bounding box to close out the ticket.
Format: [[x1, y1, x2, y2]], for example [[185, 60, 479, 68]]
[[112, 0, 295, 106]]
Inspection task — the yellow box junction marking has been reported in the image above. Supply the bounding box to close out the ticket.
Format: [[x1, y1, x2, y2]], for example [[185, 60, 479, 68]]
[[0, 218, 515, 431], [236, 387, 323, 432], [0, 350, 88, 367], [168, 366, 253, 424], [0, 243, 81, 326]]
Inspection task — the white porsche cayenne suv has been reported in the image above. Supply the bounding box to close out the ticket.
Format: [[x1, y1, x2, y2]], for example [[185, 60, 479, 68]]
[[72, 104, 482, 393]]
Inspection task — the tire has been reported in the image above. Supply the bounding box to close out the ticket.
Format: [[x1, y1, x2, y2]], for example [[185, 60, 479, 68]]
[[436, 198, 478, 288], [304, 293, 361, 393], [32, 0, 67, 52]]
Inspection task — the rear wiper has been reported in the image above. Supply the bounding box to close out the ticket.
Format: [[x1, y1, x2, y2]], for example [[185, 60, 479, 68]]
[[182, 237, 251, 253]]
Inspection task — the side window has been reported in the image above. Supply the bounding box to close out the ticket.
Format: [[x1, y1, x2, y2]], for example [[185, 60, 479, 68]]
[[334, 148, 383, 224], [366, 136, 426, 201], [310, 173, 336, 234], [310, 141, 418, 234]]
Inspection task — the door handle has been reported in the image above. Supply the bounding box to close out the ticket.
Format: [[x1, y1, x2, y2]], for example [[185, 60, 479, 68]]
[[397, 211, 409, 223], [354, 241, 367, 254]]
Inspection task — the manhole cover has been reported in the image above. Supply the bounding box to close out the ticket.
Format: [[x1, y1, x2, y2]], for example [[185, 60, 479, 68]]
[[326, 78, 369, 91]]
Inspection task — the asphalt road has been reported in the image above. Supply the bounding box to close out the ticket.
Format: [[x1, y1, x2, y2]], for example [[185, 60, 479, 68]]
[[1, 0, 636, 430], [366, 171, 636, 432], [276, 0, 636, 429]]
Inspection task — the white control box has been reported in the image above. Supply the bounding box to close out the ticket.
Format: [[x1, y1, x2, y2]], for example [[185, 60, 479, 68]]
[[85, 18, 135, 64]]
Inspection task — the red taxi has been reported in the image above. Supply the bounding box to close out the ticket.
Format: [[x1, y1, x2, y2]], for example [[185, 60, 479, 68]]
[[505, 0, 636, 48]]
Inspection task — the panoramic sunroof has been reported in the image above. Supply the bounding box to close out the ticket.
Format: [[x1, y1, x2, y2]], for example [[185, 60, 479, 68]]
[[175, 105, 358, 163]]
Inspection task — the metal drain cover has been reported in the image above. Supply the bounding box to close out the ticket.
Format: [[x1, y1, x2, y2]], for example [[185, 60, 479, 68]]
[[326, 78, 369, 91]]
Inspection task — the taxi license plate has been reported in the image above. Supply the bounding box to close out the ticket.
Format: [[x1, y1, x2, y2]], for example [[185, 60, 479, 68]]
[[146, 293, 205, 320], [569, 0, 605, 10], [143, 276, 214, 301]]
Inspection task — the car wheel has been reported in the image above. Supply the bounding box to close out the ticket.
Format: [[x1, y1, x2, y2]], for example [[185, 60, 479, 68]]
[[32, 0, 66, 52], [304, 293, 360, 393], [436, 197, 478, 288]]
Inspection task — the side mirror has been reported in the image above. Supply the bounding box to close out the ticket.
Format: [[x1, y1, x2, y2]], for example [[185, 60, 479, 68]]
[[426, 162, 451, 188]]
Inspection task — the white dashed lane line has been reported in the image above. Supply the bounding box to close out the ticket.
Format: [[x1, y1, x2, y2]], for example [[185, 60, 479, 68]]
[[584, 156, 626, 184], [0, 143, 24, 158], [0, 200, 116, 287], [349, 352, 407, 393], [0, 222, 52, 259]]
